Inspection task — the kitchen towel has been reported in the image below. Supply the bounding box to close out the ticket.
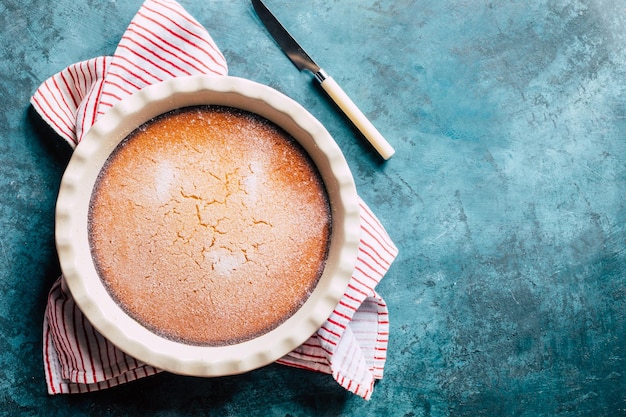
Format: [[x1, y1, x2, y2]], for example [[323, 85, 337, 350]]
[[32, 0, 397, 400]]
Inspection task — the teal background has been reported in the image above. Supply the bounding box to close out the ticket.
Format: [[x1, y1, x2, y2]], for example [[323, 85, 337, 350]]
[[1, 0, 625, 415]]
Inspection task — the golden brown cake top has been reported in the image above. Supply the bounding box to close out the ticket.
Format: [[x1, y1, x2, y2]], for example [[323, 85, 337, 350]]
[[88, 105, 331, 346]]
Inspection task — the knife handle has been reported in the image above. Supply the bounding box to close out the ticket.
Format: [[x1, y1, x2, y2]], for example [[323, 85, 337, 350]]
[[316, 70, 395, 160]]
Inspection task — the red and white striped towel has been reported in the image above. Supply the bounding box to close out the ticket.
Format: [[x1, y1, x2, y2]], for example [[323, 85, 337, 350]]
[[32, 0, 397, 400]]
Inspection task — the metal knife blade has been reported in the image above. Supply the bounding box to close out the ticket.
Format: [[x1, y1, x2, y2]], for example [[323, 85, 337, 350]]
[[251, 0, 320, 75], [252, 0, 395, 160]]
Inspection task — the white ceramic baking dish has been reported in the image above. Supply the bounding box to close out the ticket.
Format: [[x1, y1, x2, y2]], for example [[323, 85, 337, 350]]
[[55, 75, 360, 376]]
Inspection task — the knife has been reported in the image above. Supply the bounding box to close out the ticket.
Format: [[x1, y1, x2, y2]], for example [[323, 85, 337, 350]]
[[251, 0, 395, 160]]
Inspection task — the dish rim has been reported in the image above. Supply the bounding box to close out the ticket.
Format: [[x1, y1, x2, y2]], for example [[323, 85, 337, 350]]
[[55, 75, 360, 376]]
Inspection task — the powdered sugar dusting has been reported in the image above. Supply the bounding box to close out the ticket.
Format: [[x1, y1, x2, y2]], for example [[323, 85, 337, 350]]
[[89, 106, 331, 346], [155, 159, 176, 204]]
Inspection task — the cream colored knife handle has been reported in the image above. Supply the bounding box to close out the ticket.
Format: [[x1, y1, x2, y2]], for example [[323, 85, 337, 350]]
[[316, 71, 395, 160]]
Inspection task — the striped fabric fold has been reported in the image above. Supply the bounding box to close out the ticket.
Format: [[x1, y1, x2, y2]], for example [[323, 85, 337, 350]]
[[31, 57, 113, 147], [32, 0, 397, 401], [44, 279, 161, 394]]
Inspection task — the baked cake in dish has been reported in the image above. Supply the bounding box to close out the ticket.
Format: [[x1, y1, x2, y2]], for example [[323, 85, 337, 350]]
[[88, 105, 331, 346]]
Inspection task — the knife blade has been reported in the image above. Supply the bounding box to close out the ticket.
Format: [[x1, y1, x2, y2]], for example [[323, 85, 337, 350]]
[[251, 0, 395, 160]]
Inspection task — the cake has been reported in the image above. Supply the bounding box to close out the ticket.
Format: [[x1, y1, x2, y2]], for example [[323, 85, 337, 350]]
[[88, 105, 331, 346]]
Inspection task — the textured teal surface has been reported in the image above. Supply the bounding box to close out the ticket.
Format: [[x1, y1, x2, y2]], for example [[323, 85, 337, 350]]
[[1, 0, 625, 416]]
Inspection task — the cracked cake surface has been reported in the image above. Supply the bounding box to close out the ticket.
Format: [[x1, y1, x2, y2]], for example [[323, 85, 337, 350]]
[[88, 105, 331, 346]]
